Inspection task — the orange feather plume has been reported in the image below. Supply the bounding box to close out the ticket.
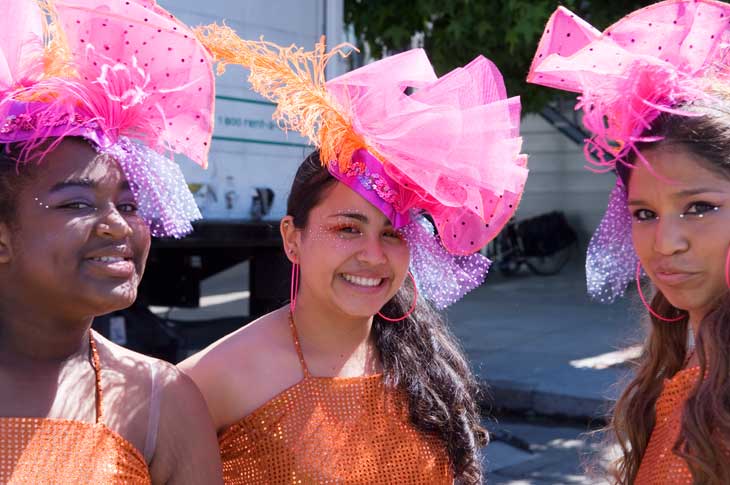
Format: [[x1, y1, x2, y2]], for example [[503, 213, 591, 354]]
[[194, 23, 378, 172]]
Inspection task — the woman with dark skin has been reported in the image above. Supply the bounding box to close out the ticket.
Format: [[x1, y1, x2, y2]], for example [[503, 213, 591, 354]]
[[0, 139, 222, 484], [0, 0, 223, 482]]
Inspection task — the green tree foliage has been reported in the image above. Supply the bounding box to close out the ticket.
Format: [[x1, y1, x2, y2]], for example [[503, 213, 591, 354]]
[[345, 0, 655, 114]]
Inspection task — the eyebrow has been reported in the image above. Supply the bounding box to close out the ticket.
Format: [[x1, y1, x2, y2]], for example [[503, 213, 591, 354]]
[[49, 179, 132, 193], [628, 188, 726, 206], [327, 212, 393, 227]]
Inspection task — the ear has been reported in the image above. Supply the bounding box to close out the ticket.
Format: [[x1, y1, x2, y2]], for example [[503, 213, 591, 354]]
[[280, 216, 301, 264], [0, 222, 12, 264]]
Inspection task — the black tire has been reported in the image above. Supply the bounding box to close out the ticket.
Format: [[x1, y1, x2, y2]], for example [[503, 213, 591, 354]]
[[524, 244, 573, 276]]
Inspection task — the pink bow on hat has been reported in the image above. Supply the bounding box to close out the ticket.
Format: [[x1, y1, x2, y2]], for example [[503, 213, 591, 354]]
[[528, 0, 730, 171], [0, 0, 216, 238]]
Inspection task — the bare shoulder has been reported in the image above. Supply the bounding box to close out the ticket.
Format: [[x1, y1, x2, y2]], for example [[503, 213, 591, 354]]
[[179, 307, 301, 431]]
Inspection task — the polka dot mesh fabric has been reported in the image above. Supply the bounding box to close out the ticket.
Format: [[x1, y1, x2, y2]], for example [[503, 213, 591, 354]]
[[0, 0, 215, 238], [218, 316, 453, 484], [634, 366, 700, 485], [102, 137, 202, 238], [585, 179, 639, 303], [0, 334, 151, 484]]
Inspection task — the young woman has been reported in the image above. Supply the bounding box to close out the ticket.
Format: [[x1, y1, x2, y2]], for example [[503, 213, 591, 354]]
[[528, 1, 730, 483], [0, 1, 222, 483], [182, 30, 528, 484]]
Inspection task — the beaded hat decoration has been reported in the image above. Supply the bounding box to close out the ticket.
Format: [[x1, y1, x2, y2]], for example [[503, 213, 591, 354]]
[[527, 0, 730, 302], [195, 27, 528, 308], [0, 0, 215, 238]]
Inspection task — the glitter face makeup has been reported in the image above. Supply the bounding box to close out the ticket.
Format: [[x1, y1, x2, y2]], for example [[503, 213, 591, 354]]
[[294, 184, 410, 320], [628, 146, 730, 317], [9, 139, 150, 316]]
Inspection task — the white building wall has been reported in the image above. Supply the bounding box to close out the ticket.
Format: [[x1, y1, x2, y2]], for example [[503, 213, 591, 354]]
[[518, 115, 615, 247], [157, 0, 343, 220]]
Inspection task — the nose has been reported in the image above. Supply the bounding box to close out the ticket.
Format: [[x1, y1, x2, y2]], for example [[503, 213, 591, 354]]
[[356, 234, 388, 266], [652, 216, 689, 256], [95, 205, 133, 240]]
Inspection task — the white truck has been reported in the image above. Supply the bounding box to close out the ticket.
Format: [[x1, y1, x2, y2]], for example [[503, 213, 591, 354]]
[[94, 1, 347, 358]]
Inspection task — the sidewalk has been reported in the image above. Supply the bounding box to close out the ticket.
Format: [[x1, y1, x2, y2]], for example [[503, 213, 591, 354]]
[[447, 259, 643, 420]]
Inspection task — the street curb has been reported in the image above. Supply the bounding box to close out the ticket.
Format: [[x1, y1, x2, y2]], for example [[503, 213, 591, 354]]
[[479, 380, 609, 423]]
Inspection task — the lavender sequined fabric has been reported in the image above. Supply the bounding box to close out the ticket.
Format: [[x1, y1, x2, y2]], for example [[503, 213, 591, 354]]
[[101, 137, 201, 238], [403, 217, 491, 309], [586, 180, 638, 303]]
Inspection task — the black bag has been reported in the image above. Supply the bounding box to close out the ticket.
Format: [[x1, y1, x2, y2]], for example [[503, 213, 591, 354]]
[[515, 211, 577, 257]]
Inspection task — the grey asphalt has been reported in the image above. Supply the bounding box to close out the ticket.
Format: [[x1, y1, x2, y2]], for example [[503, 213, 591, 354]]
[[447, 257, 644, 420]]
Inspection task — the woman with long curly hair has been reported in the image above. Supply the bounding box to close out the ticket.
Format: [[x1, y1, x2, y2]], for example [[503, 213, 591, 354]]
[[181, 28, 528, 485], [528, 1, 730, 483]]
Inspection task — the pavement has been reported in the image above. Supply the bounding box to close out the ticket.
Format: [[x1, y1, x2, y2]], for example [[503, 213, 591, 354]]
[[483, 417, 614, 485], [447, 256, 644, 421]]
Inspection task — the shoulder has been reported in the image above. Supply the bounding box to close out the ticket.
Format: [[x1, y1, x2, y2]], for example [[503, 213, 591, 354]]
[[93, 331, 200, 406], [179, 307, 301, 431], [93, 333, 222, 484]]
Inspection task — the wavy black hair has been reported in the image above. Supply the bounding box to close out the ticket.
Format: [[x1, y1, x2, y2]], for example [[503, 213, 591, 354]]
[[287, 151, 488, 484]]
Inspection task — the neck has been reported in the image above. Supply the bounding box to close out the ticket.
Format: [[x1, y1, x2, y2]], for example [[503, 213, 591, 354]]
[[688, 311, 703, 342], [686, 309, 706, 368], [291, 291, 374, 355], [0, 297, 93, 362]]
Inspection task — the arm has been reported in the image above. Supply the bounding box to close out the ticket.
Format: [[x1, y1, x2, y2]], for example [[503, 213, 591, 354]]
[[148, 365, 223, 485]]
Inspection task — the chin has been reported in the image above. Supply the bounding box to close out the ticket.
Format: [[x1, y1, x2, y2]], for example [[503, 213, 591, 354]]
[[334, 300, 386, 319], [661, 290, 708, 315], [84, 286, 139, 315]]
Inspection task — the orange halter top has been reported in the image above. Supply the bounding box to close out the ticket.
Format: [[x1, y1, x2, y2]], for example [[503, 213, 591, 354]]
[[218, 316, 454, 484], [634, 366, 700, 485], [0, 334, 152, 484]]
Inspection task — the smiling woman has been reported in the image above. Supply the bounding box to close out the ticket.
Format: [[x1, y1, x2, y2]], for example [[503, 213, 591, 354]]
[[0, 1, 222, 484], [181, 24, 528, 485], [2, 140, 150, 314]]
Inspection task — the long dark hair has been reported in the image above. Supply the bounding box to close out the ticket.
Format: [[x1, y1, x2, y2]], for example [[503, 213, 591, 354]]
[[608, 105, 730, 484], [287, 151, 488, 484]]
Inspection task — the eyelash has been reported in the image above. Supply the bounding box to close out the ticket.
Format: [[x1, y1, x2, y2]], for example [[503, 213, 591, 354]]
[[633, 202, 720, 222], [331, 224, 402, 239], [59, 201, 138, 213]]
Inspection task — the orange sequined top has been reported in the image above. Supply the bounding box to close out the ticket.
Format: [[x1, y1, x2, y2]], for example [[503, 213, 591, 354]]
[[635, 366, 700, 485], [218, 317, 454, 484], [0, 335, 152, 485]]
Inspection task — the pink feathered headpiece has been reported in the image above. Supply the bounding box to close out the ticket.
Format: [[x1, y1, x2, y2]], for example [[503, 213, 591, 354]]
[[528, 0, 730, 302], [196, 29, 528, 308], [0, 0, 215, 237]]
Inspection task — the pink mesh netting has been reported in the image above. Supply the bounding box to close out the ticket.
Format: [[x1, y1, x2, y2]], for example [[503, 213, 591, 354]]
[[0, 0, 215, 238], [53, 0, 214, 167], [327, 50, 528, 255], [528, 0, 730, 169]]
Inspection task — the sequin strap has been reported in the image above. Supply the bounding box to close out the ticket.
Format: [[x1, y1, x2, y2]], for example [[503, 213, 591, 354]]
[[88, 332, 104, 424], [287, 313, 311, 378]]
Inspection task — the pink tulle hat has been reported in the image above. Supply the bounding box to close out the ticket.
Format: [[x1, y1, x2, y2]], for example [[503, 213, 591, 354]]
[[195, 28, 528, 308], [527, 0, 730, 302], [0, 0, 215, 238]]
